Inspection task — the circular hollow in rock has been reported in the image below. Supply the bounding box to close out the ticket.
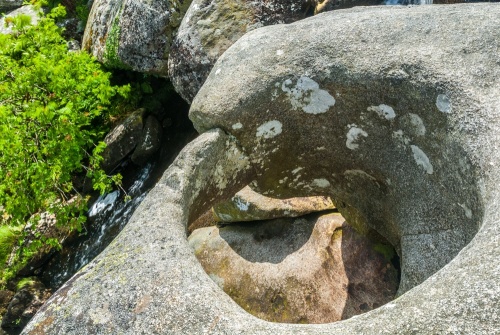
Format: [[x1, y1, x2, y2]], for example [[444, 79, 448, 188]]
[[189, 212, 400, 323]]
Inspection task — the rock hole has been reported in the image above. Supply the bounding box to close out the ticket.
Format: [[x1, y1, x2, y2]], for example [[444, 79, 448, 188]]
[[188, 189, 401, 324]]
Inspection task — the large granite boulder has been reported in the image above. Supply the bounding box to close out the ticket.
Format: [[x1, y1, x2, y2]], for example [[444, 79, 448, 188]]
[[168, 0, 382, 103], [24, 4, 500, 335], [82, 0, 191, 73], [189, 212, 398, 323]]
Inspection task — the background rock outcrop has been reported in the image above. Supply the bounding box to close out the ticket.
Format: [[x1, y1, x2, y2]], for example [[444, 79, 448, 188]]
[[82, 0, 191, 74]]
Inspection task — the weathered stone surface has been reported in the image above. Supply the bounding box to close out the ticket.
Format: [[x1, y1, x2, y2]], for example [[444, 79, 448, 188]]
[[24, 5, 500, 335], [101, 109, 144, 172], [213, 185, 335, 222], [189, 212, 398, 323], [2, 279, 51, 330], [131, 115, 163, 166], [0, 6, 39, 35], [0, 0, 22, 12], [190, 3, 499, 294], [168, 0, 311, 103], [82, 0, 191, 74]]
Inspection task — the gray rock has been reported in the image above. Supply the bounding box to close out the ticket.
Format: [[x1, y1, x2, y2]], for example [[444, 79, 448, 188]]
[[168, 0, 312, 103], [82, 0, 191, 73], [101, 109, 144, 172], [213, 185, 335, 222], [23, 4, 500, 335], [314, 0, 383, 13], [0, 0, 22, 12], [131, 115, 162, 166], [190, 3, 499, 294], [189, 212, 398, 323], [2, 279, 51, 330], [0, 6, 39, 35]]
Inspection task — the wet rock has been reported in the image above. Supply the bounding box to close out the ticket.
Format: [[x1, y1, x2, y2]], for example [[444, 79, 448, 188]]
[[1, 279, 51, 330], [82, 0, 191, 73], [189, 212, 398, 323], [131, 115, 162, 166], [213, 185, 335, 222], [101, 109, 144, 173]]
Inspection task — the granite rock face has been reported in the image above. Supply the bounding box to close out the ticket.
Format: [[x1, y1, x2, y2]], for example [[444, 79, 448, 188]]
[[82, 0, 191, 74], [190, 3, 499, 293], [168, 0, 385, 103], [189, 212, 398, 323], [168, 0, 309, 102], [24, 4, 500, 335]]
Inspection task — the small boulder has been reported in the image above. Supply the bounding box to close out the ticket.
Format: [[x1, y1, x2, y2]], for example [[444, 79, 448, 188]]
[[189, 212, 398, 323], [101, 108, 145, 172], [0, 290, 14, 316], [213, 185, 335, 222], [131, 115, 162, 166]]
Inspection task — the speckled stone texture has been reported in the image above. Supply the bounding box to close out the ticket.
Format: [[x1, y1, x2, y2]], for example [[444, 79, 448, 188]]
[[82, 0, 191, 74], [168, 0, 309, 103], [24, 4, 499, 334]]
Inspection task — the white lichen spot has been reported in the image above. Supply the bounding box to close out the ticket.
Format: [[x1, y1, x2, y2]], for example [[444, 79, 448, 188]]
[[367, 104, 396, 120], [256, 120, 282, 139], [291, 167, 303, 174], [234, 198, 250, 211], [232, 122, 243, 130], [281, 76, 335, 114], [311, 178, 330, 188], [215, 68, 221, 75], [459, 203, 473, 219], [346, 126, 368, 150], [407, 113, 426, 136], [276, 49, 284, 56], [436, 94, 452, 113], [411, 145, 433, 174], [316, 146, 326, 151]]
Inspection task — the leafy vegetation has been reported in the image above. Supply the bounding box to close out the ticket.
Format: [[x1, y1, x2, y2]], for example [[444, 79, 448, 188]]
[[0, 6, 131, 284]]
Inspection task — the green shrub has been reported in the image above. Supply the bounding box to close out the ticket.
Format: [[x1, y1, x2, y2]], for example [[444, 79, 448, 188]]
[[0, 6, 130, 282]]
